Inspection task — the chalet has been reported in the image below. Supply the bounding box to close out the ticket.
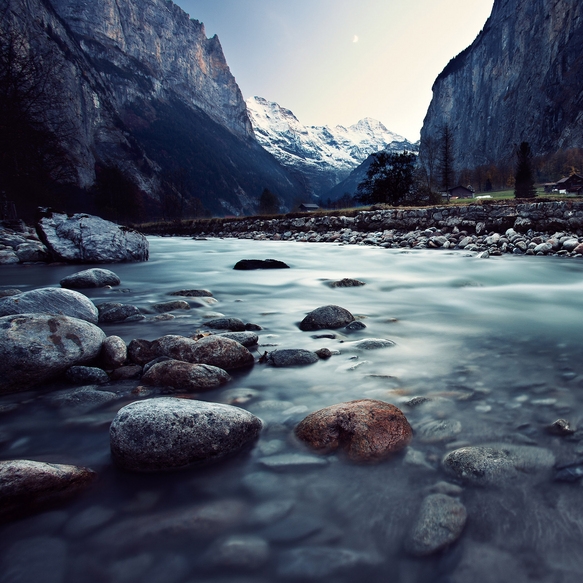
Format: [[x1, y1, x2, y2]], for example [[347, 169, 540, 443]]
[[299, 203, 319, 212], [553, 173, 583, 194], [443, 185, 475, 200]]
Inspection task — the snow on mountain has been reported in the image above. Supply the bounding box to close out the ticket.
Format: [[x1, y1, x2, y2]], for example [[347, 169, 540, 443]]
[[246, 96, 417, 196]]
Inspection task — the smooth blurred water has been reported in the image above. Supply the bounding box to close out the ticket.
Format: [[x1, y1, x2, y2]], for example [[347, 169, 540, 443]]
[[2, 237, 583, 583]]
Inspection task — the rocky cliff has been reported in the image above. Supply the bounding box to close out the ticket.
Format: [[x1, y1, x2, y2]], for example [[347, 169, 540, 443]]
[[420, 0, 583, 170], [1, 0, 305, 216]]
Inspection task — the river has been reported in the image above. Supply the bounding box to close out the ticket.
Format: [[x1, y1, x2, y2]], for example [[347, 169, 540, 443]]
[[2, 236, 583, 582]]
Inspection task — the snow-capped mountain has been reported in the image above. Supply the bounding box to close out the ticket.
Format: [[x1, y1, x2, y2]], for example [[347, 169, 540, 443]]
[[246, 96, 417, 197]]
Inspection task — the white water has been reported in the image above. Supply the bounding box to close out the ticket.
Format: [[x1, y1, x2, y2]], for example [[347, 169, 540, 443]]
[[2, 237, 583, 582]]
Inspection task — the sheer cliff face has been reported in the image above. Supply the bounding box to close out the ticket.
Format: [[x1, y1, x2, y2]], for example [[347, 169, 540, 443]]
[[50, 0, 252, 138], [420, 0, 583, 169], [3, 0, 302, 215]]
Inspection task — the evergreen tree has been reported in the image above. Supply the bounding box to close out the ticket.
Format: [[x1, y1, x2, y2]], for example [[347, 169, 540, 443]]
[[258, 188, 280, 215], [514, 142, 537, 198], [437, 124, 455, 197], [356, 151, 416, 206]]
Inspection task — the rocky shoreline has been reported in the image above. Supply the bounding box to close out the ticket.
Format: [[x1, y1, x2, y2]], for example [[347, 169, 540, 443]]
[[139, 200, 583, 259]]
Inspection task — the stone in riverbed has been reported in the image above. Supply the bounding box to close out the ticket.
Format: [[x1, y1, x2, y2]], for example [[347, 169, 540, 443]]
[[184, 335, 255, 369], [169, 289, 213, 297], [100, 335, 127, 369], [150, 300, 190, 313], [205, 535, 270, 571], [327, 278, 365, 288], [97, 303, 143, 323], [295, 399, 412, 463], [205, 317, 246, 331], [0, 459, 96, 521], [405, 493, 467, 556], [37, 212, 149, 263], [110, 397, 263, 471], [442, 444, 555, 486], [233, 259, 290, 270], [141, 360, 230, 391], [217, 331, 259, 347], [65, 366, 109, 385], [15, 242, 50, 262], [0, 314, 106, 394], [60, 268, 121, 289], [0, 287, 99, 324], [299, 305, 355, 331], [268, 349, 318, 367]]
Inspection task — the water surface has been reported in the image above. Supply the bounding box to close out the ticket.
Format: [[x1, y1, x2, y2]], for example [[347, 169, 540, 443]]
[[2, 238, 583, 582]]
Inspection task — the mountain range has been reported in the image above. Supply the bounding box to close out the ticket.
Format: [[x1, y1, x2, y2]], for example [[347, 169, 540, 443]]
[[247, 96, 417, 198]]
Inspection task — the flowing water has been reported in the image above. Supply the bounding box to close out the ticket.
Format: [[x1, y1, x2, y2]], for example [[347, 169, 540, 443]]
[[2, 237, 583, 582]]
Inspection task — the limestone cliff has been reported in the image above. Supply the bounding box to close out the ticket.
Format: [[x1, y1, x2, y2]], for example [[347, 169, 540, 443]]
[[1, 0, 304, 216], [420, 0, 583, 169]]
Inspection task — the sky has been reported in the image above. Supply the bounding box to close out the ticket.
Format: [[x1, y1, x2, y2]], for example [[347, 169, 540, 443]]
[[174, 0, 495, 142]]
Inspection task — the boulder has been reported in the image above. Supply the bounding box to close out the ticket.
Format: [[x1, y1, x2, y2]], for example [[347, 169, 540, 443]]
[[217, 331, 259, 347], [98, 303, 143, 323], [233, 259, 290, 270], [150, 300, 190, 313], [442, 444, 555, 486], [110, 398, 263, 471], [15, 242, 50, 262], [295, 399, 412, 463], [141, 360, 230, 391], [37, 212, 149, 263], [327, 278, 365, 288], [186, 335, 255, 370], [405, 494, 467, 556], [268, 349, 319, 367], [65, 366, 110, 385], [0, 459, 96, 521], [0, 314, 106, 394], [205, 317, 246, 332], [0, 287, 99, 324], [299, 305, 355, 331], [60, 268, 121, 289], [101, 335, 127, 369]]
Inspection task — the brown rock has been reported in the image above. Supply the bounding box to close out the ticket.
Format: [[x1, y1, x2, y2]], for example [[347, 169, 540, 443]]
[[295, 399, 412, 463], [187, 335, 255, 370], [141, 360, 230, 391], [101, 335, 127, 369], [0, 460, 96, 521]]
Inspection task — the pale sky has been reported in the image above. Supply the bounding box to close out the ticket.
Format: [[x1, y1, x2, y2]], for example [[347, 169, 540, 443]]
[[174, 0, 495, 141]]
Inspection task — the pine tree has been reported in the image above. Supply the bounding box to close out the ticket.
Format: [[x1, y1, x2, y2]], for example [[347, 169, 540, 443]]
[[437, 124, 455, 197], [514, 142, 537, 198]]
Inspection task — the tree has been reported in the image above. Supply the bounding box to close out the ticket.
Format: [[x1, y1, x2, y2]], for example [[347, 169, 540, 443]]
[[514, 142, 536, 198], [418, 134, 439, 191], [437, 124, 455, 198], [356, 151, 416, 206], [258, 188, 280, 215]]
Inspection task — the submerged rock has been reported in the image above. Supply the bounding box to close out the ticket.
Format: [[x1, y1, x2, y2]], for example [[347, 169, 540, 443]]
[[205, 317, 246, 331], [327, 278, 366, 288], [60, 268, 121, 289], [268, 349, 319, 367], [0, 314, 105, 394], [150, 300, 190, 313], [0, 460, 96, 521], [217, 331, 259, 347], [406, 493, 467, 556], [97, 303, 143, 324], [295, 399, 412, 463], [205, 535, 269, 571], [37, 212, 149, 263], [141, 360, 230, 391], [65, 366, 109, 385], [110, 397, 263, 471], [169, 289, 213, 297], [0, 287, 99, 324], [442, 444, 555, 486], [299, 305, 355, 331]]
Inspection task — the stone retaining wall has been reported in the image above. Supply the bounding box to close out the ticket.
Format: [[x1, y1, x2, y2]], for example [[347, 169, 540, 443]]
[[187, 201, 583, 238]]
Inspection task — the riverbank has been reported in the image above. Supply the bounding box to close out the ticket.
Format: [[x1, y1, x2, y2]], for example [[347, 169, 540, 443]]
[[139, 200, 583, 258]]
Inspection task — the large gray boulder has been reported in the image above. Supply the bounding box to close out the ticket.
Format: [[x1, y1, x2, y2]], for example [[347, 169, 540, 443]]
[[0, 287, 99, 324], [110, 398, 263, 471], [60, 268, 121, 289], [0, 314, 106, 394], [0, 459, 96, 521], [37, 212, 148, 263]]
